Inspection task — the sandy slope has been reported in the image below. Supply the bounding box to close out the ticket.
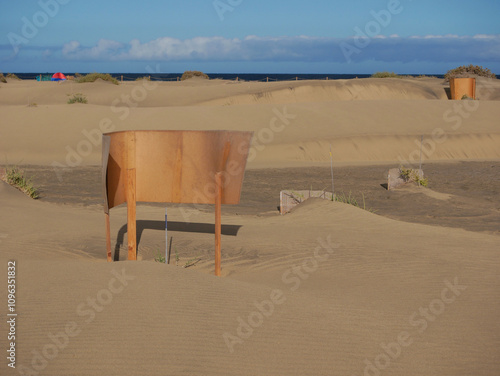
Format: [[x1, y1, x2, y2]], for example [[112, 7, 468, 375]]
[[1, 183, 499, 375], [1, 77, 500, 375], [1, 78, 500, 167]]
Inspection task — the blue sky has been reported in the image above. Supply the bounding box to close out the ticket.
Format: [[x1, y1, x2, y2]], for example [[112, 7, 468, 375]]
[[1, 0, 499, 74]]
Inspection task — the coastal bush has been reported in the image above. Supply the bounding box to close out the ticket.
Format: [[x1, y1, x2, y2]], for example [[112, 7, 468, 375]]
[[371, 71, 401, 78], [6, 73, 20, 80], [136, 76, 151, 81], [75, 73, 119, 85], [181, 71, 209, 81], [0, 73, 7, 83], [67, 93, 88, 104], [444, 65, 496, 81], [4, 166, 39, 199]]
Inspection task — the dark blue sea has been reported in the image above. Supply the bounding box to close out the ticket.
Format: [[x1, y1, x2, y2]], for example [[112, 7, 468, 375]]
[[11, 73, 445, 82]]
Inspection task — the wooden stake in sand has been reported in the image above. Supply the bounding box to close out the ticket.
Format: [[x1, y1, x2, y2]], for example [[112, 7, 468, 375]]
[[165, 208, 169, 264], [418, 135, 424, 186], [126, 132, 137, 261], [215, 172, 223, 276], [105, 213, 112, 262], [419, 135, 423, 172], [330, 144, 334, 196]]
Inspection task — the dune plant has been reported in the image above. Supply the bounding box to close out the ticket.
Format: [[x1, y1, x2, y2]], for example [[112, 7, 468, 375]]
[[371, 71, 402, 78], [75, 72, 119, 85], [67, 93, 88, 104], [174, 249, 180, 266], [399, 166, 428, 187], [136, 76, 151, 81], [184, 256, 201, 268], [154, 250, 166, 263], [4, 166, 39, 199], [333, 191, 374, 212], [0, 73, 7, 83], [181, 71, 209, 81], [6, 73, 20, 80], [444, 65, 496, 82]]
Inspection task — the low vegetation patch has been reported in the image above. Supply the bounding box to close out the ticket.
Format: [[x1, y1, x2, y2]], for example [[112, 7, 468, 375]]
[[181, 71, 209, 81], [67, 93, 88, 104], [2, 166, 39, 199], [444, 64, 496, 81], [75, 72, 119, 85], [0, 73, 7, 83], [399, 166, 428, 187], [136, 76, 151, 81], [6, 73, 20, 80], [154, 250, 166, 263], [371, 71, 402, 78], [333, 191, 375, 212]]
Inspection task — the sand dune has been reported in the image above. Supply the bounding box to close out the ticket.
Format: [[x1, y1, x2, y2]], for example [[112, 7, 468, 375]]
[[1, 79, 500, 167], [1, 183, 499, 375], [1, 77, 500, 375]]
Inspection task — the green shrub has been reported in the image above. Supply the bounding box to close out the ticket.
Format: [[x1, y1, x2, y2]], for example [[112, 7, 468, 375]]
[[399, 166, 428, 187], [75, 72, 119, 85], [4, 166, 39, 199], [67, 93, 88, 104], [181, 71, 209, 81], [444, 65, 496, 81], [371, 71, 401, 78]]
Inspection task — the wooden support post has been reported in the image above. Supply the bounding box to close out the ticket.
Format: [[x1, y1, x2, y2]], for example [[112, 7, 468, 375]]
[[127, 169, 137, 260], [126, 132, 137, 261], [121, 75, 123, 82], [215, 172, 223, 276], [267, 77, 269, 82], [105, 212, 112, 262]]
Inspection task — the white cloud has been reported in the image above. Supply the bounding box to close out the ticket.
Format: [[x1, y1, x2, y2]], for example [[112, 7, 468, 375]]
[[62, 39, 124, 59], [62, 40, 80, 55], [55, 34, 500, 64]]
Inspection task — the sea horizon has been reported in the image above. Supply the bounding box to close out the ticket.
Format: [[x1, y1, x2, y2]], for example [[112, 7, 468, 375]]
[[9, 72, 448, 82]]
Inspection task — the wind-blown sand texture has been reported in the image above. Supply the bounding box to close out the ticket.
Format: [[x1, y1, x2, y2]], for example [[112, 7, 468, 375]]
[[1, 76, 499, 375]]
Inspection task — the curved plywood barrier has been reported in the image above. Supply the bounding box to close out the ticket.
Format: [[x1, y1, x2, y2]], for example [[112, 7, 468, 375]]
[[450, 78, 476, 100], [102, 130, 253, 275]]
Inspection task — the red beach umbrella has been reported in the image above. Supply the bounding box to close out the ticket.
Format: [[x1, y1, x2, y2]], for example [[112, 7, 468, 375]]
[[51, 72, 67, 81]]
